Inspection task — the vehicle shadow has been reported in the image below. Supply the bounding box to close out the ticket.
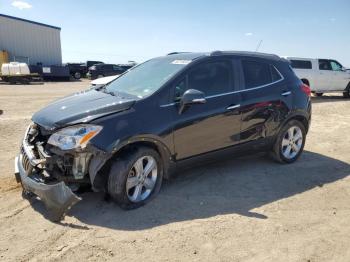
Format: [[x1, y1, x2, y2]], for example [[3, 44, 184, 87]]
[[311, 94, 348, 104], [31, 151, 350, 230]]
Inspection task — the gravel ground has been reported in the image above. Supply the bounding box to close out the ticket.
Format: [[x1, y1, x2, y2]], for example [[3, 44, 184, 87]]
[[0, 80, 349, 262]]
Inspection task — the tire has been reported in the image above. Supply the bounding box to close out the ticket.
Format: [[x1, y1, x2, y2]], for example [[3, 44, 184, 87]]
[[271, 120, 306, 164], [20, 78, 30, 85], [315, 92, 323, 97], [343, 83, 350, 98], [107, 147, 163, 210], [1, 76, 9, 82], [74, 72, 81, 80], [22, 189, 35, 200]]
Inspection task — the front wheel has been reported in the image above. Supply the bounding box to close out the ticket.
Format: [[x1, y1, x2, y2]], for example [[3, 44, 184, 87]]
[[107, 147, 163, 209], [271, 120, 306, 163]]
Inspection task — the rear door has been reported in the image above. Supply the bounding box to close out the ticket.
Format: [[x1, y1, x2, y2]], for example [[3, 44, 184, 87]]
[[171, 58, 242, 159], [239, 59, 292, 143], [317, 59, 334, 91]]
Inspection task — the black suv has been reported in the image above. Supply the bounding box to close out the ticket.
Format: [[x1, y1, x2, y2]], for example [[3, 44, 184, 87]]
[[87, 63, 133, 80], [15, 51, 311, 221]]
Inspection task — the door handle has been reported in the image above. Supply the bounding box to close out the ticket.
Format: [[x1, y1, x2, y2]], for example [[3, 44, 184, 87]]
[[227, 104, 240, 110], [281, 91, 291, 96]]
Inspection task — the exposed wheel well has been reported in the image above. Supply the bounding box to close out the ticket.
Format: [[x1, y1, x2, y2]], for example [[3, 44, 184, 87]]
[[301, 78, 310, 87]]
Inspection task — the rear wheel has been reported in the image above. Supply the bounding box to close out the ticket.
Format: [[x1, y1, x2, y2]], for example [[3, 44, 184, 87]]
[[1, 76, 9, 82], [107, 147, 163, 209], [20, 77, 30, 85], [343, 83, 350, 98], [271, 120, 306, 163], [73, 72, 81, 80]]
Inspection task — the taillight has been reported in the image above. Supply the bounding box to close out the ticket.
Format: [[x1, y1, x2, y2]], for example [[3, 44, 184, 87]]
[[300, 83, 311, 97]]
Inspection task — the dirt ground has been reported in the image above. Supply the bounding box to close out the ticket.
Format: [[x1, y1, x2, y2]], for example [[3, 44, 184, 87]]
[[0, 80, 349, 262]]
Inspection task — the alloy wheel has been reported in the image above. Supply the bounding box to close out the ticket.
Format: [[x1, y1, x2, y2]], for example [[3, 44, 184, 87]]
[[126, 155, 158, 203], [281, 126, 303, 159]]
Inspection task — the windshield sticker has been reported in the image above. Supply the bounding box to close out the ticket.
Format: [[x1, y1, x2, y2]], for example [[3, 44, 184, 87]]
[[171, 60, 191, 65]]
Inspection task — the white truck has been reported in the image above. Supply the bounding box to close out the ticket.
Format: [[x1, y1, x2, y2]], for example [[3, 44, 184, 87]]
[[285, 57, 350, 97]]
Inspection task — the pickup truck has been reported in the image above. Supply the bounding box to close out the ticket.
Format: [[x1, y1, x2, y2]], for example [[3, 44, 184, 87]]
[[285, 57, 350, 97], [66, 61, 104, 79]]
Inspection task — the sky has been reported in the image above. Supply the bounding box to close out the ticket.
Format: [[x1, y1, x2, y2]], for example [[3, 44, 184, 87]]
[[0, 0, 349, 66]]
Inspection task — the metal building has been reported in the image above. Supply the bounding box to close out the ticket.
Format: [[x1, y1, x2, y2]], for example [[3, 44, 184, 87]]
[[0, 14, 62, 65]]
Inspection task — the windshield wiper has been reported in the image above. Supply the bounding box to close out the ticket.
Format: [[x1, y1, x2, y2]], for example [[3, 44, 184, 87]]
[[102, 89, 116, 96]]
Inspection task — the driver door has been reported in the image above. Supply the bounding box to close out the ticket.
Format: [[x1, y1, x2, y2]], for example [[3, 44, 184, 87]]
[[317, 59, 334, 91], [171, 59, 242, 160], [330, 60, 350, 91]]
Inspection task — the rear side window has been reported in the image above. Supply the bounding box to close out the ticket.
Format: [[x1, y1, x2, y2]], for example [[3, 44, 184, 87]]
[[290, 60, 312, 69], [270, 65, 282, 82], [187, 61, 231, 96], [242, 60, 273, 89], [319, 60, 332, 70]]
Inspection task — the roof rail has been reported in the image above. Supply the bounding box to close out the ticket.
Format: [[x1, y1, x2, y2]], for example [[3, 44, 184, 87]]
[[167, 52, 190, 56], [210, 50, 223, 56]]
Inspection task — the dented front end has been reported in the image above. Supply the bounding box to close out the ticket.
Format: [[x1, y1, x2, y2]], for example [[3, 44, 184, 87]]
[[15, 123, 109, 221]]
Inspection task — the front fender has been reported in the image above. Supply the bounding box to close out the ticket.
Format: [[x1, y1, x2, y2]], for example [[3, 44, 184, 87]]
[[111, 135, 173, 168]]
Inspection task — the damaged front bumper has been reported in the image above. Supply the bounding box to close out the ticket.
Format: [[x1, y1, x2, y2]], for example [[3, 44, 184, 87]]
[[14, 125, 83, 222], [14, 124, 111, 221], [15, 154, 81, 221]]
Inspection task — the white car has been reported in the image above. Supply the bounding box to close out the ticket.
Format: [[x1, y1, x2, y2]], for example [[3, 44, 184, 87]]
[[285, 57, 350, 97], [90, 74, 120, 87]]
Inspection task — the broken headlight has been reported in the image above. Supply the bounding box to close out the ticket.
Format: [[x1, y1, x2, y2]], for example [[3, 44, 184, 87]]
[[48, 124, 102, 150]]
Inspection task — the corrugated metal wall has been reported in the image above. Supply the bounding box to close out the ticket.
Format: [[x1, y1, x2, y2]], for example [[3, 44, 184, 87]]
[[0, 15, 62, 65]]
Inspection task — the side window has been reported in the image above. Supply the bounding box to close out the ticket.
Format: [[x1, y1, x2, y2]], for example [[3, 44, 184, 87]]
[[113, 65, 122, 71], [290, 60, 312, 69], [174, 78, 186, 101], [270, 65, 282, 82], [330, 61, 343, 71], [242, 60, 272, 89], [318, 60, 332, 70], [174, 61, 231, 99], [187, 61, 231, 96]]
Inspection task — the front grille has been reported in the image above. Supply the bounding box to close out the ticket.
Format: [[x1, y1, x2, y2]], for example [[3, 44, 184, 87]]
[[21, 146, 33, 173]]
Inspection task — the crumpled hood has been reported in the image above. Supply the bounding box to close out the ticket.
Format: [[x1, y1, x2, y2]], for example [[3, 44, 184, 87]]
[[32, 89, 135, 130]]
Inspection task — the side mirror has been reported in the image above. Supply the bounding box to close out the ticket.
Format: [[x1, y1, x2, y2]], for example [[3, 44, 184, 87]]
[[179, 89, 206, 114]]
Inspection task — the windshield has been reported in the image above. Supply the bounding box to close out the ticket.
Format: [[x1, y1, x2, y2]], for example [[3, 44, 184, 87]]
[[105, 56, 191, 98]]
